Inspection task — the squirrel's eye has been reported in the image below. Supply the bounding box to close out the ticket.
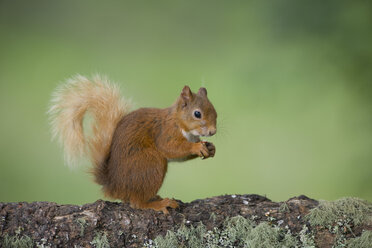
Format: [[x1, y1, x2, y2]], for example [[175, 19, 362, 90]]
[[194, 110, 202, 119]]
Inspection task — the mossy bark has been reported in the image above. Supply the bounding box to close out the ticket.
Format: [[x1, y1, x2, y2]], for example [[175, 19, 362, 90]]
[[0, 195, 371, 247]]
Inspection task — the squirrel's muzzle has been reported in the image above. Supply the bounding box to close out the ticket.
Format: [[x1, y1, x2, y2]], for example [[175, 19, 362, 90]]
[[205, 126, 216, 137]]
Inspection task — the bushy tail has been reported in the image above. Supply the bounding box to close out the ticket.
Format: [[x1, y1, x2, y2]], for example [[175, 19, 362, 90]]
[[48, 75, 131, 169]]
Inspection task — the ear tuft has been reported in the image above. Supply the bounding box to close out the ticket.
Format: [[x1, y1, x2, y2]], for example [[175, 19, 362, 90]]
[[198, 87, 207, 96], [181, 86, 192, 102]]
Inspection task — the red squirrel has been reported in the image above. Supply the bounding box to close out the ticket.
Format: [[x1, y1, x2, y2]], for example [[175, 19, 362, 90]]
[[49, 75, 217, 214]]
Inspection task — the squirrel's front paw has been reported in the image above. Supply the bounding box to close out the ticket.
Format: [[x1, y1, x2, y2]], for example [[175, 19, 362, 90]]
[[192, 142, 210, 159], [204, 142, 216, 158]]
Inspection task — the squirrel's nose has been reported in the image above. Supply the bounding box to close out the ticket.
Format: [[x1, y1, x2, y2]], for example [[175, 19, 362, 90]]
[[208, 128, 216, 136]]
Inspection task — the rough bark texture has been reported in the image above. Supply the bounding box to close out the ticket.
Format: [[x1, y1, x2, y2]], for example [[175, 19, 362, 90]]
[[0, 195, 370, 247]]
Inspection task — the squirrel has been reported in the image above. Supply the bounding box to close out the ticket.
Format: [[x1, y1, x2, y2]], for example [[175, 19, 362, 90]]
[[48, 75, 217, 214]]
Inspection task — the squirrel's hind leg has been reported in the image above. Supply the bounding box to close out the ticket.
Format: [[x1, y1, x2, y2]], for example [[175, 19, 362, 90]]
[[121, 151, 178, 214]]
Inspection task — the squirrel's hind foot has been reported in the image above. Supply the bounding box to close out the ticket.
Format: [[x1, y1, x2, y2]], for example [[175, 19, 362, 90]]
[[130, 197, 179, 214], [163, 198, 179, 209]]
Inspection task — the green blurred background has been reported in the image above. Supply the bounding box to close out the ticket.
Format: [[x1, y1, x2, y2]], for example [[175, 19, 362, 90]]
[[0, 0, 371, 204]]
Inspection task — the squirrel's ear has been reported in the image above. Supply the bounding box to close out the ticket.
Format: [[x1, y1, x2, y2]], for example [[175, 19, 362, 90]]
[[198, 87, 207, 96], [181, 86, 193, 106]]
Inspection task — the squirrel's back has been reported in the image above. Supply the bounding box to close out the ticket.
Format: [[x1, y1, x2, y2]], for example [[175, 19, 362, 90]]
[[97, 108, 168, 191]]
